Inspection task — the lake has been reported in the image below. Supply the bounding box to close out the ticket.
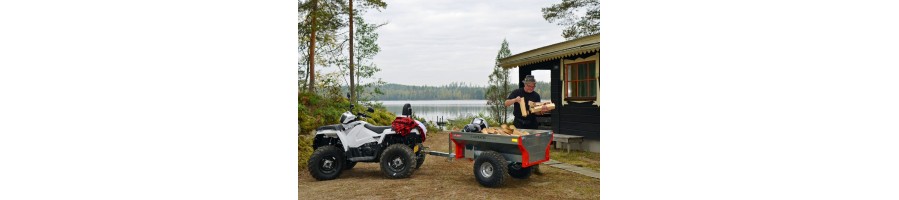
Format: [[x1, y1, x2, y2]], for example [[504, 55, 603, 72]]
[[379, 100, 495, 123]]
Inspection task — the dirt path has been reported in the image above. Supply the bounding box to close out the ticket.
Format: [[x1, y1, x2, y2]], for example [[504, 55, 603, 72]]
[[299, 131, 600, 199]]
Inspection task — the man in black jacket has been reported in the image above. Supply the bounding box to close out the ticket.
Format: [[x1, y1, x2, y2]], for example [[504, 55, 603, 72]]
[[504, 75, 549, 129]]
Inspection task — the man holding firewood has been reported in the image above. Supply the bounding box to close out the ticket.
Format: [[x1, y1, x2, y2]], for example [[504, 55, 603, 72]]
[[503, 75, 550, 174], [504, 75, 549, 129]]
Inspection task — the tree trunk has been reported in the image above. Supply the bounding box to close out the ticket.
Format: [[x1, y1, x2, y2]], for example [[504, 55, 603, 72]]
[[307, 0, 317, 92], [348, 0, 356, 102], [503, 70, 510, 123]]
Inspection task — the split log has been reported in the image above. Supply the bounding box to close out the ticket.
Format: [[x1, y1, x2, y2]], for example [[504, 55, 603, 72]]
[[530, 103, 556, 113], [518, 97, 529, 117], [530, 101, 551, 107]]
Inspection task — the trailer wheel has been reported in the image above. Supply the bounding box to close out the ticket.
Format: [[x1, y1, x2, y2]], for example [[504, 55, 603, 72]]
[[343, 160, 357, 170], [508, 163, 533, 179], [307, 145, 344, 180], [380, 144, 417, 179], [474, 151, 507, 187]]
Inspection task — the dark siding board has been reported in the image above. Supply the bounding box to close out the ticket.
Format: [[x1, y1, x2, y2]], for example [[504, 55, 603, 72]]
[[552, 110, 561, 135], [558, 120, 599, 140], [551, 66, 562, 135], [559, 114, 599, 124], [536, 117, 552, 123], [558, 114, 598, 123], [558, 121, 599, 130], [559, 106, 599, 116]]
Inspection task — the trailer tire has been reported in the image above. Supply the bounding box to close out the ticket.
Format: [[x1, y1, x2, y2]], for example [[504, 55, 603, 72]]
[[474, 151, 507, 187], [508, 163, 533, 179], [380, 144, 417, 179], [307, 146, 344, 181]]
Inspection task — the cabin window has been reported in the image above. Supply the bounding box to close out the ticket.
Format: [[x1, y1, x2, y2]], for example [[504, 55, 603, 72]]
[[564, 61, 597, 101]]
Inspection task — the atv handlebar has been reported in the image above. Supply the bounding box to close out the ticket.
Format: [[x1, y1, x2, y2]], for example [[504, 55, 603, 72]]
[[356, 113, 369, 118]]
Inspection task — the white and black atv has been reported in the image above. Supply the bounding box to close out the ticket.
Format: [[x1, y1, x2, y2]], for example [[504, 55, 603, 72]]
[[307, 104, 427, 180]]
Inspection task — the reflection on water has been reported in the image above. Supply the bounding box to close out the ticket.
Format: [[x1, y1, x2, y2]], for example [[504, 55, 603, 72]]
[[379, 100, 493, 122]]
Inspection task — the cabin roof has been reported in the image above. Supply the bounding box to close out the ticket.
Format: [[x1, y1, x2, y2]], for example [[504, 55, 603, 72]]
[[499, 33, 599, 69]]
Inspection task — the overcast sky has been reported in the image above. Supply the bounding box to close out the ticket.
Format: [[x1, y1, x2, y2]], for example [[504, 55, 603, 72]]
[[353, 0, 566, 86]]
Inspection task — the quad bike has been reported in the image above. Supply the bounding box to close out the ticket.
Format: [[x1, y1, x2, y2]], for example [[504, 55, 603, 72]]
[[307, 104, 427, 180]]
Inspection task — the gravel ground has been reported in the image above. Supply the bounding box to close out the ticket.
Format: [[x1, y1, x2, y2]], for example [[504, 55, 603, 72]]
[[299, 131, 600, 199]]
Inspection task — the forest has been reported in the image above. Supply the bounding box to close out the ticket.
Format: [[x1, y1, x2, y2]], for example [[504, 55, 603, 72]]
[[366, 81, 551, 100]]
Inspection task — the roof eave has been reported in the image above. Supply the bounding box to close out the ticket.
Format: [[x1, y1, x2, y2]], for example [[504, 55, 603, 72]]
[[498, 33, 599, 69]]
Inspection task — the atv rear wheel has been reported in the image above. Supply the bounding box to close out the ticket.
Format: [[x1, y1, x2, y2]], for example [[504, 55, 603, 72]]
[[307, 146, 344, 180], [380, 144, 416, 179], [414, 143, 425, 169]]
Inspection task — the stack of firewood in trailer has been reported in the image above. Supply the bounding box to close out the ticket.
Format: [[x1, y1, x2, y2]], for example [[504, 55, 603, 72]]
[[480, 124, 530, 136]]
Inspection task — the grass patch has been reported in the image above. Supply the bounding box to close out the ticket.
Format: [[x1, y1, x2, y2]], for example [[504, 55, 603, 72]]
[[550, 149, 600, 172]]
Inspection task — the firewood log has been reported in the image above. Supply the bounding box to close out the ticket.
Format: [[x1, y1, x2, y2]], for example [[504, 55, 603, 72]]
[[530, 103, 556, 113], [518, 97, 528, 117], [531, 101, 548, 107]]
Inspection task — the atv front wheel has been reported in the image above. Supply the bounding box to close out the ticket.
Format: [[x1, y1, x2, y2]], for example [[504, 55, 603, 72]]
[[307, 146, 344, 180], [343, 160, 357, 170], [380, 144, 416, 179]]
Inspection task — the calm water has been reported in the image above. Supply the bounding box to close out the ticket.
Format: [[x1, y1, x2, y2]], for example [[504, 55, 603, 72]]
[[379, 100, 492, 122]]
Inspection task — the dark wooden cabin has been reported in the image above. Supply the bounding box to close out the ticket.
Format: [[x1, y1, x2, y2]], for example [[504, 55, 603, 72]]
[[498, 34, 599, 152]]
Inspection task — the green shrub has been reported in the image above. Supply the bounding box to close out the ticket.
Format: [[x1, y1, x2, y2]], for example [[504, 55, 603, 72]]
[[298, 91, 350, 135], [298, 135, 314, 169], [355, 102, 396, 126]]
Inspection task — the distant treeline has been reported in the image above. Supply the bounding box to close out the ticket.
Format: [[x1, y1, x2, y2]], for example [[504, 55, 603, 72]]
[[365, 82, 550, 100]]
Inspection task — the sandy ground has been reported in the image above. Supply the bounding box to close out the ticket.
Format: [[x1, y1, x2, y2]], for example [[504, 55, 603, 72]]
[[299, 131, 600, 199]]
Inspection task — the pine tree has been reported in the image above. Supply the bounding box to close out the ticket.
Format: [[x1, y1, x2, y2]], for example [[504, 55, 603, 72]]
[[542, 0, 600, 40], [486, 39, 512, 124]]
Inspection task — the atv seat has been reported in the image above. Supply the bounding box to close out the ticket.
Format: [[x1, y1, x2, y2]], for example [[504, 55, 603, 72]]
[[316, 124, 344, 132], [364, 124, 391, 134]]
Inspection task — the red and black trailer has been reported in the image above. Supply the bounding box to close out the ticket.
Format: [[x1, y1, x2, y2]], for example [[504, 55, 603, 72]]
[[425, 129, 553, 187]]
